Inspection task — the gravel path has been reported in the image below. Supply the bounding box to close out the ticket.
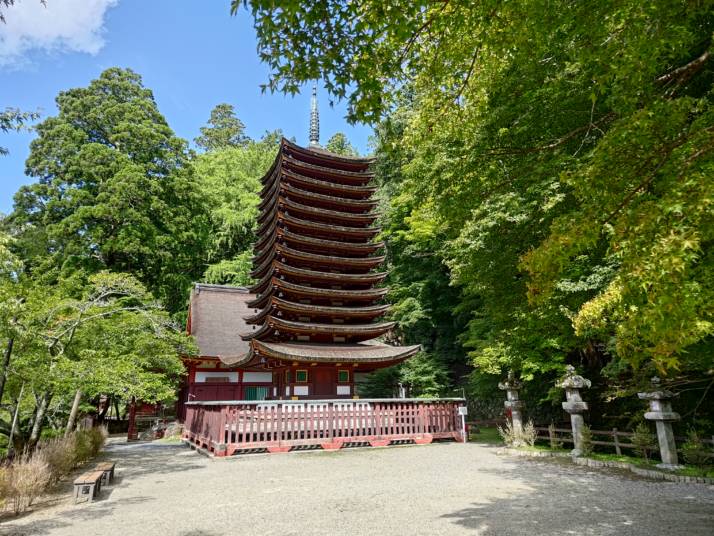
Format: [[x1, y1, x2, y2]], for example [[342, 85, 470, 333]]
[[1, 439, 712, 536]]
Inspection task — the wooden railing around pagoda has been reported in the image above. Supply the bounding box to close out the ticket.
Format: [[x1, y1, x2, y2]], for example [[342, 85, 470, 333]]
[[182, 398, 467, 456]]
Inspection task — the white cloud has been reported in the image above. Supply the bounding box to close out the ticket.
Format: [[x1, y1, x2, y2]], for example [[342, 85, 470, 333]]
[[0, 0, 118, 67]]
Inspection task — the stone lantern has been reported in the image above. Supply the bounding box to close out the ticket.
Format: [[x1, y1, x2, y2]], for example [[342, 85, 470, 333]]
[[499, 371, 524, 438], [557, 365, 591, 457], [638, 376, 682, 469]]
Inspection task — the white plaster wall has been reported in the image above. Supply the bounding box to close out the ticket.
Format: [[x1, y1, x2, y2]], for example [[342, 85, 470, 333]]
[[242, 371, 273, 383], [336, 385, 351, 395], [195, 371, 239, 383]]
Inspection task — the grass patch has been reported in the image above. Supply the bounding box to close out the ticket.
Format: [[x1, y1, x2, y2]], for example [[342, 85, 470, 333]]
[[673, 465, 714, 479], [469, 426, 502, 444]]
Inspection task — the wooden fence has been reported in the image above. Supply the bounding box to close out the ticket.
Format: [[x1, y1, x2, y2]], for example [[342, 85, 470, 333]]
[[183, 398, 467, 456], [535, 426, 714, 456]]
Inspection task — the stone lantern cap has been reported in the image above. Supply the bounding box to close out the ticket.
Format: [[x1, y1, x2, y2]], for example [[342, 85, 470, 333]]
[[556, 365, 591, 390], [638, 377, 680, 422], [637, 376, 677, 401], [498, 370, 523, 392]]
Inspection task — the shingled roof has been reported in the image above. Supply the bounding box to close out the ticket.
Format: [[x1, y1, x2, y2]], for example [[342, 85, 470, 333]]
[[187, 283, 256, 364]]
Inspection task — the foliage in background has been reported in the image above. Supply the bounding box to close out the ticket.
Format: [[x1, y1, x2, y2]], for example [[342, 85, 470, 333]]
[[5, 67, 211, 314], [194, 103, 249, 152], [0, 107, 39, 156], [325, 132, 358, 156], [241, 0, 714, 421], [192, 128, 280, 286], [632, 422, 657, 462]]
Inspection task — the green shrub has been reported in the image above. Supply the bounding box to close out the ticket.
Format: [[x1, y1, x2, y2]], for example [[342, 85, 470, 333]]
[[72, 431, 94, 466], [681, 429, 711, 468], [87, 426, 108, 456], [632, 422, 657, 462]]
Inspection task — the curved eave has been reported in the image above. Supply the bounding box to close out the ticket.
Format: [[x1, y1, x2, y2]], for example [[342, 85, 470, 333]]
[[245, 297, 390, 324], [251, 340, 421, 365], [283, 155, 373, 186], [241, 316, 395, 341], [246, 278, 389, 309], [282, 138, 374, 169], [282, 183, 378, 212], [282, 213, 381, 240], [258, 197, 379, 228], [252, 231, 385, 266], [250, 244, 385, 279], [259, 180, 378, 214], [262, 169, 377, 199], [282, 198, 380, 225], [247, 262, 388, 294], [278, 230, 385, 256]]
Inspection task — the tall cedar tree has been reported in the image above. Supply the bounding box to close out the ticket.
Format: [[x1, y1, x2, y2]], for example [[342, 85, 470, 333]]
[[6, 68, 210, 314], [195, 103, 249, 151]]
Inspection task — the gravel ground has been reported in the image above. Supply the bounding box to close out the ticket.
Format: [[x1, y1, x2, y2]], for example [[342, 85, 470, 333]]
[[1, 439, 712, 536]]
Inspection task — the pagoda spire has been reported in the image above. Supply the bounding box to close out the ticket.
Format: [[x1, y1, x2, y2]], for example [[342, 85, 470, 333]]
[[309, 83, 320, 148]]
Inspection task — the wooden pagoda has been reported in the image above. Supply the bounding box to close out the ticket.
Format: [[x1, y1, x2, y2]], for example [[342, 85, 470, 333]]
[[230, 137, 419, 399]]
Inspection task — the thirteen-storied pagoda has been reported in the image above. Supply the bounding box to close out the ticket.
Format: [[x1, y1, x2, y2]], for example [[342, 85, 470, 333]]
[[178, 87, 418, 408]]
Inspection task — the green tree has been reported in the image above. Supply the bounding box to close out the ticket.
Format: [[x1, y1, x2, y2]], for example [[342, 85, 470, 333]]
[[7, 271, 191, 446], [195, 103, 249, 151], [0, 108, 38, 156], [193, 131, 280, 285], [5, 68, 210, 314], [240, 1, 714, 393], [325, 132, 358, 156]]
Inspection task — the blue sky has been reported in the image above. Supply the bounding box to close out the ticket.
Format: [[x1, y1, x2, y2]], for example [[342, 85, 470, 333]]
[[0, 0, 373, 214]]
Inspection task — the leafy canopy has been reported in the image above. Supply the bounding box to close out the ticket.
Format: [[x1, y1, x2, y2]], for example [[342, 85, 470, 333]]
[[242, 0, 714, 381], [6, 67, 210, 313]]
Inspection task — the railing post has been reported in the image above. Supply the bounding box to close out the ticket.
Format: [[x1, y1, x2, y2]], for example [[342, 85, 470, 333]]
[[613, 428, 621, 455]]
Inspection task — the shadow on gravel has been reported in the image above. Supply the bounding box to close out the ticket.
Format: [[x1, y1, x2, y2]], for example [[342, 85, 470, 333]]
[[440, 459, 714, 536]]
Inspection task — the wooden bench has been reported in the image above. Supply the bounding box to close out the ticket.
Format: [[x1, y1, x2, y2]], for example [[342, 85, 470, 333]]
[[94, 461, 116, 485], [73, 470, 104, 503]]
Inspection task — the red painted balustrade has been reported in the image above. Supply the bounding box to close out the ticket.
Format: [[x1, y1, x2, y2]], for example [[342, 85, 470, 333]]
[[182, 399, 467, 456]]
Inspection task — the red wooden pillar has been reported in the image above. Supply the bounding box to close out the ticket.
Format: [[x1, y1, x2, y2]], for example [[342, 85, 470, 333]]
[[127, 396, 138, 441]]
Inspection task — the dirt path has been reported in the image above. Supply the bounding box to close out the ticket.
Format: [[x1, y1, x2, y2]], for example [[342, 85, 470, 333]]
[[1, 439, 712, 535]]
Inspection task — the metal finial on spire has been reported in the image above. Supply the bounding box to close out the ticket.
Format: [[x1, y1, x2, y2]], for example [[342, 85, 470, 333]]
[[309, 83, 320, 147]]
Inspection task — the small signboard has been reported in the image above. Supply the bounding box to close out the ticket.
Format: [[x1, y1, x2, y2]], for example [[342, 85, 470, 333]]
[[458, 406, 468, 416]]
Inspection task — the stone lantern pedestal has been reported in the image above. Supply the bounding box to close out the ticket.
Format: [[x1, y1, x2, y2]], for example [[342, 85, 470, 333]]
[[638, 377, 682, 470], [499, 372, 524, 442], [557, 365, 591, 457]]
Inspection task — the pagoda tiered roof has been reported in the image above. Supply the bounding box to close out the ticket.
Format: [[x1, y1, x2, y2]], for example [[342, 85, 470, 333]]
[[240, 138, 419, 366]]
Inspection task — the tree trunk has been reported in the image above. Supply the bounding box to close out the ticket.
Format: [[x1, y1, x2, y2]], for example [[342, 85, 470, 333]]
[[64, 389, 82, 436], [0, 337, 15, 404], [97, 395, 110, 423], [28, 391, 52, 447], [7, 381, 24, 457]]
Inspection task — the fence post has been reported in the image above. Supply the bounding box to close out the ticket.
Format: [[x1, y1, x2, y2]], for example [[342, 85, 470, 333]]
[[613, 428, 621, 455], [548, 424, 556, 446], [638, 376, 682, 470], [556, 366, 591, 457], [498, 371, 524, 444]]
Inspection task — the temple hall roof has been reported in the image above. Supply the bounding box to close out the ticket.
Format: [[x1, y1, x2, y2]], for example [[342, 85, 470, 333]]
[[187, 283, 255, 362]]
